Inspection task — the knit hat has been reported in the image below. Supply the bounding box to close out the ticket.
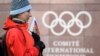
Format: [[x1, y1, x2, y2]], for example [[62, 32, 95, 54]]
[[10, 0, 32, 15]]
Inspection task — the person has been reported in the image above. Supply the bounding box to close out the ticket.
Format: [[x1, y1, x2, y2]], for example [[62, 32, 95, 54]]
[[3, 0, 45, 56]]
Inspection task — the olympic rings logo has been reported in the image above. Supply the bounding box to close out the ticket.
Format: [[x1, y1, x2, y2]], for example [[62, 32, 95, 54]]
[[42, 11, 92, 36]]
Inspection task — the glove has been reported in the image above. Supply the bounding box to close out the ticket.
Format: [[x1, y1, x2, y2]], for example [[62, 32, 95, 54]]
[[31, 32, 45, 51], [31, 32, 40, 43], [36, 41, 45, 51]]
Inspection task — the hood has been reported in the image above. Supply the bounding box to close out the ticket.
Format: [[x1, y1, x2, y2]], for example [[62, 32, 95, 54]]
[[3, 17, 28, 30]]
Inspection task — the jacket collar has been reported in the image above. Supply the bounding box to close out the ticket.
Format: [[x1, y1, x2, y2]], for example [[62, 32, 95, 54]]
[[12, 18, 25, 24], [3, 16, 28, 30]]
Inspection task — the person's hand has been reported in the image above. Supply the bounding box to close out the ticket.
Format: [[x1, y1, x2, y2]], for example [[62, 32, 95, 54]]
[[31, 32, 40, 43], [36, 41, 45, 51]]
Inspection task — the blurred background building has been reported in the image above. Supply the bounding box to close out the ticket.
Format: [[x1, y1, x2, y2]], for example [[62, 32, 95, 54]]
[[0, 0, 100, 56]]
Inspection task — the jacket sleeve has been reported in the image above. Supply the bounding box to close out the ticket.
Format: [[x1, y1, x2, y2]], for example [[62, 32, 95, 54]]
[[6, 29, 39, 56]]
